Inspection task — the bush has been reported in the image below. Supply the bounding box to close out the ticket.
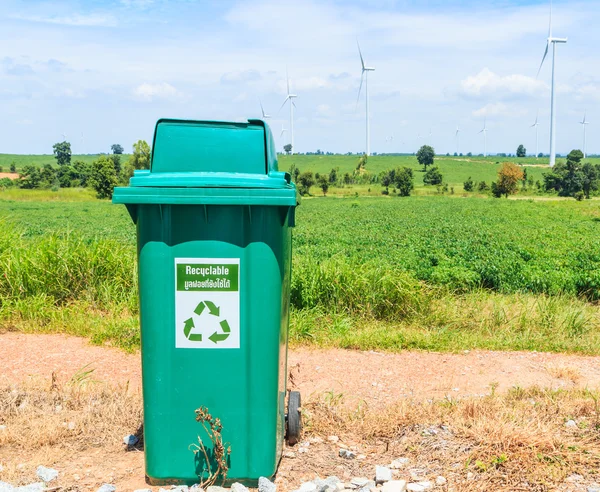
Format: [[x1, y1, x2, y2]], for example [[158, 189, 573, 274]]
[[574, 191, 585, 201], [478, 181, 489, 192], [394, 167, 414, 197], [423, 166, 443, 185], [89, 156, 118, 199], [297, 171, 315, 196], [463, 176, 474, 192]]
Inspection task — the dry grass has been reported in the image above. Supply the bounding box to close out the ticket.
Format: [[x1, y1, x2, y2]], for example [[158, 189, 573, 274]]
[[546, 364, 583, 384], [0, 374, 142, 486], [302, 387, 600, 490], [3, 376, 600, 490]]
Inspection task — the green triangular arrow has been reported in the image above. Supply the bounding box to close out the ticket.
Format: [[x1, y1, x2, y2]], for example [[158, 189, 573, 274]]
[[209, 332, 229, 344], [194, 302, 205, 316], [183, 317, 195, 338], [220, 320, 231, 333], [204, 300, 220, 316]]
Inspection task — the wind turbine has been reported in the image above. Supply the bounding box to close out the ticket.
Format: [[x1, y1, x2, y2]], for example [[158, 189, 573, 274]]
[[428, 128, 433, 146], [259, 99, 271, 119], [455, 126, 461, 155], [356, 41, 375, 156], [280, 124, 287, 138], [279, 69, 297, 152], [537, 0, 567, 167], [580, 111, 590, 158], [531, 111, 540, 158], [478, 118, 488, 157]]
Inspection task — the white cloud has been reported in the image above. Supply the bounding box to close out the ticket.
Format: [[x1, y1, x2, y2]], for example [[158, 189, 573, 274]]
[[11, 13, 117, 27], [472, 102, 526, 118], [132, 82, 180, 101], [461, 68, 546, 98]]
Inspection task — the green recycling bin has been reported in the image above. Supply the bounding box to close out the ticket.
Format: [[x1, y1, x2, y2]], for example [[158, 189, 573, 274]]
[[112, 119, 299, 486]]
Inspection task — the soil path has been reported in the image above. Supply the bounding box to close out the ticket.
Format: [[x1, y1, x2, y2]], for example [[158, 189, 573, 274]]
[[2, 333, 600, 405]]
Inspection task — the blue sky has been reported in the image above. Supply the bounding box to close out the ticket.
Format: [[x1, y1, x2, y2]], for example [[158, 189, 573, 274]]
[[1, 0, 599, 155]]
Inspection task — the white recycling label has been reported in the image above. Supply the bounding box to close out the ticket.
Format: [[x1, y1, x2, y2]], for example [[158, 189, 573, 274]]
[[174, 258, 240, 349]]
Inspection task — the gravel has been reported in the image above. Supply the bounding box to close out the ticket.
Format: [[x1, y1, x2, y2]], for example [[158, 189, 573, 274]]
[[123, 434, 139, 446], [230, 483, 249, 492], [375, 466, 392, 484], [97, 485, 117, 492], [36, 466, 58, 483], [339, 449, 356, 459], [258, 476, 276, 492], [406, 482, 432, 492], [16, 484, 44, 492], [381, 481, 407, 492]]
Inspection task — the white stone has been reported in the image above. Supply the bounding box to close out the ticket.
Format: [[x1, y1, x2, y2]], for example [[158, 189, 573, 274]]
[[97, 485, 117, 492], [123, 434, 139, 446], [298, 483, 317, 492], [327, 436, 339, 443], [0, 482, 14, 492], [231, 484, 249, 492], [282, 451, 296, 458], [36, 466, 59, 483], [299, 447, 309, 454], [171, 487, 188, 492], [435, 476, 447, 485], [466, 472, 474, 480], [351, 478, 371, 487], [205, 487, 226, 492], [339, 449, 356, 459], [390, 458, 409, 469], [133, 489, 153, 492], [258, 477, 277, 492], [565, 420, 577, 428], [406, 482, 432, 492], [381, 481, 407, 492], [375, 466, 393, 484]]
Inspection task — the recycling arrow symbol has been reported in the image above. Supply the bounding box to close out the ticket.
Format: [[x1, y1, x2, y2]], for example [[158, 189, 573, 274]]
[[183, 301, 230, 344]]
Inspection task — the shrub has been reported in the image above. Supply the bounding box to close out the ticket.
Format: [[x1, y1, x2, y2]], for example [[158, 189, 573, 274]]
[[394, 167, 414, 197], [423, 166, 443, 185], [89, 156, 119, 199], [574, 191, 585, 201], [463, 176, 474, 192]]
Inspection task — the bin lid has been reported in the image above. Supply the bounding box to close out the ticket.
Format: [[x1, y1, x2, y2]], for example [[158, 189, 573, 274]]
[[112, 118, 297, 207]]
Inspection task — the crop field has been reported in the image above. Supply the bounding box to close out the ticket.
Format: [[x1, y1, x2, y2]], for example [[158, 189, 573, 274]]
[[1, 192, 600, 354]]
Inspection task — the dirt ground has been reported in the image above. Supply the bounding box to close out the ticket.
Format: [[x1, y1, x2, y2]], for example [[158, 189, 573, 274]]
[[0, 172, 18, 180], [2, 333, 600, 491]]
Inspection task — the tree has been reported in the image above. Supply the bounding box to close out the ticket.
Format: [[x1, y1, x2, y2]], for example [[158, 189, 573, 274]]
[[394, 167, 414, 197], [356, 154, 367, 173], [423, 166, 443, 185], [477, 181, 489, 192], [493, 162, 524, 198], [318, 174, 329, 196], [38, 164, 56, 188], [73, 160, 92, 187], [537, 152, 543, 159], [9, 162, 16, 173], [516, 144, 526, 158], [89, 156, 118, 199], [463, 176, 474, 192], [57, 165, 78, 188], [18, 165, 40, 189], [416, 145, 435, 170], [53, 141, 72, 166], [109, 154, 122, 176], [329, 167, 338, 184], [541, 149, 600, 198], [111, 144, 124, 155], [297, 171, 315, 196], [284, 144, 292, 155], [122, 140, 151, 182]]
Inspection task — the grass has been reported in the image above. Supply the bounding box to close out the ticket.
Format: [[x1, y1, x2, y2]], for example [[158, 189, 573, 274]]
[[3, 377, 600, 490], [1, 194, 600, 353], [304, 385, 600, 489]]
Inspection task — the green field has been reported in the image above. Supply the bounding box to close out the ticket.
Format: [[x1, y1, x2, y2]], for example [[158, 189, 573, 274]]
[[5, 153, 600, 194], [1, 191, 600, 354]]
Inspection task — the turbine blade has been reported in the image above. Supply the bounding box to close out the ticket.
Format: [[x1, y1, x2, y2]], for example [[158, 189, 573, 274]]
[[278, 96, 289, 114], [292, 100, 297, 108], [536, 42, 549, 78], [549, 0, 553, 38], [260, 99, 265, 117], [479, 129, 484, 134], [357, 40, 365, 70], [356, 72, 364, 110]]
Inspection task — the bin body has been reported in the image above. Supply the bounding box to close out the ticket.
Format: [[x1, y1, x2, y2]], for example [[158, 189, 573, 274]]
[[113, 119, 297, 485]]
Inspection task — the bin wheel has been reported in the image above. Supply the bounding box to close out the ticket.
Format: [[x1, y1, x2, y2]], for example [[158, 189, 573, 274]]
[[286, 391, 302, 446]]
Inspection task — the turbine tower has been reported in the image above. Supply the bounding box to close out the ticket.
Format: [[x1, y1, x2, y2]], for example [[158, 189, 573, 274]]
[[357, 41, 375, 156], [580, 111, 590, 159], [279, 68, 297, 152], [478, 118, 488, 157], [531, 111, 540, 158], [455, 126, 461, 155], [259, 99, 271, 119], [537, 0, 567, 167]]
